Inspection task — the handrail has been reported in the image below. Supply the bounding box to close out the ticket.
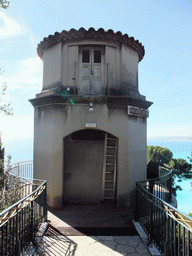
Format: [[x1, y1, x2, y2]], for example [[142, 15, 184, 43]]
[[136, 168, 172, 186], [0, 179, 46, 226], [9, 160, 33, 179], [136, 167, 173, 203], [11, 160, 33, 165], [135, 166, 192, 255], [0, 161, 47, 256]]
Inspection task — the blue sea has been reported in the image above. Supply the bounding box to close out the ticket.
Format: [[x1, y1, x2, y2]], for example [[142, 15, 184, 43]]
[[2, 138, 33, 164], [2, 137, 192, 214]]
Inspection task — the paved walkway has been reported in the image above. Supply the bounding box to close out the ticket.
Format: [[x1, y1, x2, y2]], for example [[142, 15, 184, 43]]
[[34, 203, 154, 255], [35, 233, 151, 256]]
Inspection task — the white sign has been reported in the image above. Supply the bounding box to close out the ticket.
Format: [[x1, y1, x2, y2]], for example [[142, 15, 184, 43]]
[[85, 123, 97, 128], [127, 105, 149, 118]]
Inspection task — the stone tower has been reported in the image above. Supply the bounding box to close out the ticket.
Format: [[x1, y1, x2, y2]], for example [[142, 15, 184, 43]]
[[30, 28, 152, 212]]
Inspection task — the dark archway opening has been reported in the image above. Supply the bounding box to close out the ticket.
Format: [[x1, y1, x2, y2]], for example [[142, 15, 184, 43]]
[[71, 129, 105, 140], [63, 129, 117, 205], [63, 129, 105, 204]]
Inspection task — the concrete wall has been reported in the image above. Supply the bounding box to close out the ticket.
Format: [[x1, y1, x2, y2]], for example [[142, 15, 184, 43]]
[[33, 106, 63, 206], [121, 45, 139, 93], [34, 39, 148, 214], [105, 45, 116, 89], [41, 40, 139, 96], [33, 103, 147, 209], [42, 43, 62, 90], [66, 45, 78, 88]]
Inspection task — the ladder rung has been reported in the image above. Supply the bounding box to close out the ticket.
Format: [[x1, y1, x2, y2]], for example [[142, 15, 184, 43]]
[[102, 133, 117, 202]]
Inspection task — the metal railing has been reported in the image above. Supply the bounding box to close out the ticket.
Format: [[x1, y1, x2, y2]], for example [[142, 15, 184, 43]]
[[9, 160, 33, 179], [0, 162, 47, 256], [135, 167, 192, 255]]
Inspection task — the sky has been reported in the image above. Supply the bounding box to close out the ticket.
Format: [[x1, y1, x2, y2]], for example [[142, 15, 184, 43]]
[[0, 0, 192, 146]]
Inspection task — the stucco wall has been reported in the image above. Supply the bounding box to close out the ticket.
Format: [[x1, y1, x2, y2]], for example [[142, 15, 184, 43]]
[[41, 40, 139, 97], [42, 43, 62, 90], [33, 103, 147, 209], [33, 106, 64, 206], [121, 45, 139, 92]]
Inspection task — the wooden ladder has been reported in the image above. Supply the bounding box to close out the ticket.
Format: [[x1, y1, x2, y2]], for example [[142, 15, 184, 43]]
[[102, 133, 117, 201]]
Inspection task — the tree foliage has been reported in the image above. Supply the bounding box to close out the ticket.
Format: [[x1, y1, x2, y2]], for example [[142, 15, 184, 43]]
[[147, 145, 173, 164], [0, 0, 12, 116], [0, 0, 9, 9], [0, 83, 13, 115], [0, 156, 23, 212], [170, 158, 192, 179], [147, 145, 192, 195], [187, 151, 192, 165]]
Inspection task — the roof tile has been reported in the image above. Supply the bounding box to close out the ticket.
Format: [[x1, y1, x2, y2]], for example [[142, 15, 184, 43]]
[[37, 27, 145, 61]]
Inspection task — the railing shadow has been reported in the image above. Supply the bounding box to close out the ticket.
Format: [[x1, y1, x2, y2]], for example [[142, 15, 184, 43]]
[[46, 205, 147, 255], [35, 225, 77, 256]]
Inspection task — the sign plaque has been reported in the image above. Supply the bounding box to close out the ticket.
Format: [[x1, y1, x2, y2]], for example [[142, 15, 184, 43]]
[[127, 105, 149, 118], [85, 123, 97, 128]]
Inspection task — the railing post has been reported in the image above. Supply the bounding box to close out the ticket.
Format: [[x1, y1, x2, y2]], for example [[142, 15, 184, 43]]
[[1, 225, 3, 256], [169, 174, 172, 202], [43, 182, 47, 220], [31, 200, 34, 244], [167, 173, 172, 202], [165, 214, 170, 256], [134, 183, 139, 221], [16, 207, 21, 256], [17, 163, 20, 177], [149, 200, 154, 244]]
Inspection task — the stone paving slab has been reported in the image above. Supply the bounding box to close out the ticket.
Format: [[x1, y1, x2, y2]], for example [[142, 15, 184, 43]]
[[33, 220, 152, 256], [35, 235, 151, 256], [34, 207, 153, 255]]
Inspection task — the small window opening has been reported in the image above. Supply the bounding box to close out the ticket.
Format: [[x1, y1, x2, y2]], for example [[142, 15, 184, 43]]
[[82, 50, 90, 63], [94, 50, 101, 63]]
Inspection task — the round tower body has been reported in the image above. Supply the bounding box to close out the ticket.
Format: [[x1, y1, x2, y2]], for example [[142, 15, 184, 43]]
[[30, 28, 152, 215]]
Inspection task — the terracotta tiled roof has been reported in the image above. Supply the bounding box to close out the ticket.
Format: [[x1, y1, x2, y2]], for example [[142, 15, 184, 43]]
[[37, 27, 145, 61]]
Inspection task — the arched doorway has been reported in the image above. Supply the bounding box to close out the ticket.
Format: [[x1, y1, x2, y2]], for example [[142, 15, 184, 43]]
[[63, 129, 117, 204]]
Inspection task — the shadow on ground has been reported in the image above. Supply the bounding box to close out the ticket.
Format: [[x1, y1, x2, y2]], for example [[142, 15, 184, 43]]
[[34, 203, 151, 256], [47, 202, 138, 236], [35, 225, 77, 256]]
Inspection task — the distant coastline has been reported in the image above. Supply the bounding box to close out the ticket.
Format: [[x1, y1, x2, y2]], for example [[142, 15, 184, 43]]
[[147, 136, 192, 142]]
